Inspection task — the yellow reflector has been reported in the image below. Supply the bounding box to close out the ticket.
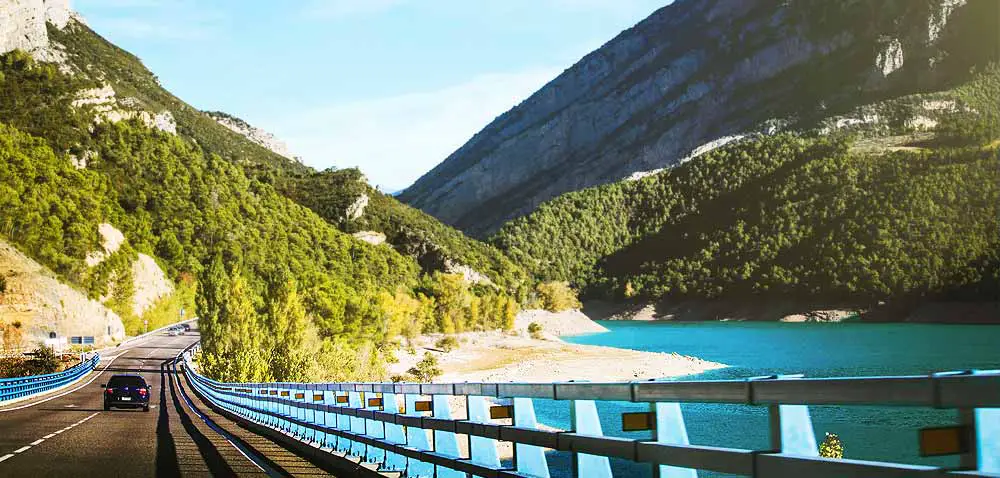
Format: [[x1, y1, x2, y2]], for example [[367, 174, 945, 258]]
[[294, 393, 305, 400], [919, 426, 969, 456], [313, 394, 324, 401], [489, 405, 514, 420], [269, 390, 278, 396], [259, 390, 268, 395], [280, 391, 290, 397], [368, 397, 383, 408], [414, 400, 433, 412], [621, 412, 656, 432], [335, 395, 349, 404]]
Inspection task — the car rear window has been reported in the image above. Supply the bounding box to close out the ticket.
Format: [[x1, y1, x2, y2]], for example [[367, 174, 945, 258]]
[[107, 376, 146, 388]]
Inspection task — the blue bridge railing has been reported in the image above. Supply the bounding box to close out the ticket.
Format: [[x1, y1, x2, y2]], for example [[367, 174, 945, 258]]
[[0, 353, 100, 404], [180, 346, 999, 478]]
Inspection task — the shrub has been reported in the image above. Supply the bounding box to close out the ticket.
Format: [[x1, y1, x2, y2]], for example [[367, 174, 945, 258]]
[[435, 336, 459, 352], [2, 321, 23, 352], [535, 281, 581, 312], [407, 352, 442, 382], [31, 346, 61, 374], [819, 432, 844, 459], [528, 322, 544, 340], [0, 275, 6, 294]]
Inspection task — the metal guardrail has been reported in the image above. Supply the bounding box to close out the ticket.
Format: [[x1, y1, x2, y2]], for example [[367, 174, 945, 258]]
[[180, 346, 1000, 478], [0, 354, 100, 404]]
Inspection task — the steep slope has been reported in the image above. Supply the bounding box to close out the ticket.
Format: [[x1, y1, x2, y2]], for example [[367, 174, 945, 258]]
[[275, 168, 529, 294], [492, 67, 1000, 321], [204, 110, 301, 162], [0, 10, 522, 381], [0, 238, 125, 349], [402, 0, 998, 236], [44, 19, 528, 292]]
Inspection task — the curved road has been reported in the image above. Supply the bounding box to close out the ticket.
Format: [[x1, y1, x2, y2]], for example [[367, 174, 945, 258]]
[[0, 327, 328, 477]]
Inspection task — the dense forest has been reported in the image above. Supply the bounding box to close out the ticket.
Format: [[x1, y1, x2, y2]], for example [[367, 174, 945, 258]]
[[0, 30, 521, 383], [494, 65, 1000, 307]]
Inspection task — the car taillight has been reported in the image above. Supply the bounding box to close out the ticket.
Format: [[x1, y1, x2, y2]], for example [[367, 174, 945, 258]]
[[139, 388, 148, 396], [105, 388, 114, 394]]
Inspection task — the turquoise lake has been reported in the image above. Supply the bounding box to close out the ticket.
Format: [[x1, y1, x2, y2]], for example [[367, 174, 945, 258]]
[[531, 321, 1000, 477]]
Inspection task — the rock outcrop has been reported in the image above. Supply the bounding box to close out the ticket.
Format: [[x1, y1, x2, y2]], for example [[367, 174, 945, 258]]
[[0, 0, 73, 59], [0, 239, 125, 349], [206, 111, 300, 162], [84, 223, 174, 317], [131, 253, 172, 317], [352, 231, 387, 246], [400, 0, 992, 236], [72, 84, 177, 134]]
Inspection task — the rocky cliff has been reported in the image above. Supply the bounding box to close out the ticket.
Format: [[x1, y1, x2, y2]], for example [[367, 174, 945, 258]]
[[205, 111, 301, 162], [0, 0, 72, 57], [400, 0, 996, 236]]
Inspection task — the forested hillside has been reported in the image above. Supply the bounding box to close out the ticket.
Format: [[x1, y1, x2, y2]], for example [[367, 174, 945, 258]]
[[493, 66, 1000, 312], [0, 19, 524, 383], [276, 168, 528, 294]]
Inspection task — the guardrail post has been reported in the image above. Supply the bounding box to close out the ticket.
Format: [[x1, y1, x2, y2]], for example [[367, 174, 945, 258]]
[[365, 392, 386, 465], [349, 391, 366, 457], [295, 387, 308, 440], [754, 375, 818, 456], [335, 391, 353, 454], [381, 392, 407, 472], [570, 398, 612, 478], [513, 396, 550, 478], [654, 401, 696, 478], [972, 370, 1000, 473], [403, 393, 434, 478], [431, 394, 464, 478], [468, 395, 501, 469]]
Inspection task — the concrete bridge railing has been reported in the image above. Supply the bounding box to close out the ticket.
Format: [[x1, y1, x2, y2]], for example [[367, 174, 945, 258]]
[[179, 346, 999, 478]]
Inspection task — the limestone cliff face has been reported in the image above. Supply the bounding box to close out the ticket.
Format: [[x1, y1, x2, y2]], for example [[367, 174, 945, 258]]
[[400, 0, 994, 236], [205, 111, 300, 162], [1, 240, 125, 349], [0, 0, 73, 56]]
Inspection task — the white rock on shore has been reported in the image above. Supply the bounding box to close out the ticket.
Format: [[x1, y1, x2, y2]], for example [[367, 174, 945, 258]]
[[513, 308, 608, 337]]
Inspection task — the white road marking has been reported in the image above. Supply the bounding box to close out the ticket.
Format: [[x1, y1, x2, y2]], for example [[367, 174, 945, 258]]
[[13, 447, 30, 454], [42, 434, 55, 439], [29, 439, 43, 446], [0, 454, 13, 463], [64, 404, 77, 408]]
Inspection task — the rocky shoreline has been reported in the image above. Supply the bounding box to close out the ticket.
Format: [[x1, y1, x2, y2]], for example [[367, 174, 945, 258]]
[[583, 299, 1000, 324]]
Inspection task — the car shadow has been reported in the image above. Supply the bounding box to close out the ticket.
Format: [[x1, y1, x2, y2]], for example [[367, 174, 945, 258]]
[[155, 360, 182, 478]]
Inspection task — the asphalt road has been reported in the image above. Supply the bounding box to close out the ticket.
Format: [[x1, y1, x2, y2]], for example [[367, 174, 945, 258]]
[[0, 327, 329, 477]]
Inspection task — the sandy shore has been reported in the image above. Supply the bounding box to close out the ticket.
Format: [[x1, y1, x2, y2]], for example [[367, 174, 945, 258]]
[[388, 310, 724, 460], [390, 310, 725, 384]]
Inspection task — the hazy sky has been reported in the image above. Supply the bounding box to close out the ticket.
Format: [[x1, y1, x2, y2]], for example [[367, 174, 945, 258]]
[[75, 0, 669, 191]]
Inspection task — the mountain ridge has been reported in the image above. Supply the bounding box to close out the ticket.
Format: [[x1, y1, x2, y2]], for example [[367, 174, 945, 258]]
[[401, 0, 997, 236]]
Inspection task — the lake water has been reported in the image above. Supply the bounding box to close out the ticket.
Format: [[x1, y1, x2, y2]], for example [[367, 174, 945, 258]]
[[530, 321, 1000, 477]]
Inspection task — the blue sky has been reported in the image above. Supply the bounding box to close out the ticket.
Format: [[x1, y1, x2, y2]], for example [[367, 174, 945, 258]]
[[75, 0, 670, 191]]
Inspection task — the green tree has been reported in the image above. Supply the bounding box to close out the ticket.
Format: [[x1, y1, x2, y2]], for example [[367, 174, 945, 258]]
[[535, 281, 582, 312], [407, 352, 442, 382]]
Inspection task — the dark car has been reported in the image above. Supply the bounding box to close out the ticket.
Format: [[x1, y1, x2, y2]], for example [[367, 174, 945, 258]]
[[181, 323, 191, 331], [102, 374, 151, 412]]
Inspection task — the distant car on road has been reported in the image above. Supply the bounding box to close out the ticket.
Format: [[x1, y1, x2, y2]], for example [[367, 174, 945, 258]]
[[168, 327, 180, 336], [181, 323, 191, 331], [102, 374, 151, 412]]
